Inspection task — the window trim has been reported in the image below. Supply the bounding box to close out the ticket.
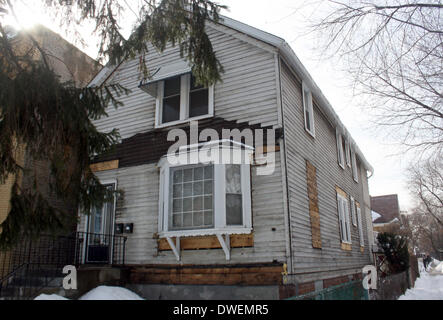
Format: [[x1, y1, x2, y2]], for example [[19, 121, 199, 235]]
[[157, 147, 252, 238], [345, 138, 351, 167], [336, 130, 345, 169], [351, 147, 359, 183], [350, 196, 357, 227], [155, 74, 214, 128], [336, 189, 352, 245], [302, 81, 315, 138], [356, 202, 364, 247]]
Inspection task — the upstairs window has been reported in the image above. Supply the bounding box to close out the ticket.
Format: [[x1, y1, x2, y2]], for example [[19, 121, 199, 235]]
[[302, 82, 315, 137], [336, 130, 345, 169], [351, 148, 359, 183], [156, 74, 214, 127], [345, 139, 351, 167]]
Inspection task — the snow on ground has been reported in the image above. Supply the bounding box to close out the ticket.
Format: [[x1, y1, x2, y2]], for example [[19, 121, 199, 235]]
[[34, 294, 69, 300], [79, 286, 144, 300], [398, 259, 443, 300], [34, 286, 144, 300]]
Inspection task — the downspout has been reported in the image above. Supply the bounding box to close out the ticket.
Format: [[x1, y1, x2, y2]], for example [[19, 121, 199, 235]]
[[276, 54, 294, 277]]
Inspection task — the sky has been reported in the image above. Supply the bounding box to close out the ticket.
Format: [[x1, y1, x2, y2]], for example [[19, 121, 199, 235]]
[[2, 0, 416, 211]]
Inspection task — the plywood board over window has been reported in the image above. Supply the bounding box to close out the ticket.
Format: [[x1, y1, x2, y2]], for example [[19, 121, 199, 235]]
[[306, 160, 321, 249]]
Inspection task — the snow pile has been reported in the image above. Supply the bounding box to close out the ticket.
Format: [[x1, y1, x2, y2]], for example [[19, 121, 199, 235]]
[[34, 294, 69, 300], [34, 286, 144, 300], [79, 286, 144, 300], [398, 272, 443, 300]]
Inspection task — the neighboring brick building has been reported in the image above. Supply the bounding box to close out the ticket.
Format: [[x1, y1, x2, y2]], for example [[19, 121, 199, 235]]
[[371, 194, 402, 233], [0, 25, 101, 279]]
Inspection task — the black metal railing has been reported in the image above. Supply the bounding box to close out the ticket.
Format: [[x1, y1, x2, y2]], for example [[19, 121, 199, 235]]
[[0, 232, 127, 300], [75, 232, 127, 266]]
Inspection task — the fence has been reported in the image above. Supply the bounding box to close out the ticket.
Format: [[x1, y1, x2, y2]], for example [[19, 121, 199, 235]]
[[0, 232, 127, 299], [287, 280, 369, 300]]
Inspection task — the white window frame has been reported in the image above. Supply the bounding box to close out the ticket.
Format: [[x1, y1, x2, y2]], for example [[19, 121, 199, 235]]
[[350, 196, 357, 227], [157, 147, 252, 239], [155, 73, 214, 128], [345, 138, 351, 167], [337, 192, 352, 244], [336, 130, 345, 169], [356, 204, 364, 247], [302, 81, 315, 138], [351, 147, 359, 183]]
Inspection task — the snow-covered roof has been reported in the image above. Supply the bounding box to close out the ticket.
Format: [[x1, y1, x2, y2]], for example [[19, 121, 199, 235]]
[[372, 210, 382, 222]]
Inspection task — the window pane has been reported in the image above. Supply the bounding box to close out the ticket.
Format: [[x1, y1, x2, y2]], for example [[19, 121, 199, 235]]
[[164, 76, 181, 97], [169, 165, 214, 230], [226, 165, 241, 194], [162, 95, 180, 123], [226, 194, 243, 225], [189, 89, 209, 118]]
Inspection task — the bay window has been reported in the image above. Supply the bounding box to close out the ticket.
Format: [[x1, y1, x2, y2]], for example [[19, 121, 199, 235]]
[[158, 149, 252, 238]]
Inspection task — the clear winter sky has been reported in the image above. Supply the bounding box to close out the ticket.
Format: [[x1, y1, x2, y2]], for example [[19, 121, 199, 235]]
[[4, 0, 415, 211]]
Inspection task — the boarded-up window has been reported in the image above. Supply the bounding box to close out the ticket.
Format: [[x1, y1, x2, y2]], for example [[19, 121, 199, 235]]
[[306, 160, 321, 249]]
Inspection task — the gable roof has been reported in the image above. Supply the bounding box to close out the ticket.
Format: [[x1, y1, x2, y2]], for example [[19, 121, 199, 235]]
[[88, 14, 373, 174], [218, 16, 373, 174]]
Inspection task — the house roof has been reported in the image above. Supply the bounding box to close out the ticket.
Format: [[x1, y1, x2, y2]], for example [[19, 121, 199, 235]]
[[371, 194, 400, 224], [89, 14, 373, 174], [218, 16, 373, 174]]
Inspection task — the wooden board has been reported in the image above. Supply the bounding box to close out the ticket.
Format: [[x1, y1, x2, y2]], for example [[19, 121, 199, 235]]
[[90, 160, 119, 173], [157, 233, 254, 251], [306, 160, 322, 249], [129, 263, 284, 286]]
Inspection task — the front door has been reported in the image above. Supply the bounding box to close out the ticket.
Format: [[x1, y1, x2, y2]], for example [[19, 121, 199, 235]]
[[86, 183, 116, 263]]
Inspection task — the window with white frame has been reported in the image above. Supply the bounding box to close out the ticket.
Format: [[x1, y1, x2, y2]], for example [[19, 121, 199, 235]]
[[356, 204, 364, 247], [351, 148, 359, 183], [350, 196, 357, 227], [336, 190, 351, 244], [158, 151, 252, 237], [336, 130, 345, 169], [156, 74, 214, 127], [302, 82, 315, 137], [345, 138, 351, 167]]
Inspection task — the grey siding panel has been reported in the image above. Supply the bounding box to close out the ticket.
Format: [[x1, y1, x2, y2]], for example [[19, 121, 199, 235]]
[[280, 62, 372, 283], [79, 153, 287, 265], [92, 25, 280, 140]]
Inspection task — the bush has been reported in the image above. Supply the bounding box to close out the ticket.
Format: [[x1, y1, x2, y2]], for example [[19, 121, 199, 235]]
[[377, 232, 410, 274]]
